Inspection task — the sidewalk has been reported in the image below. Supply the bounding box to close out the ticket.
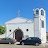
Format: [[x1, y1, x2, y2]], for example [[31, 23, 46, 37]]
[[14, 42, 20, 44], [15, 42, 48, 46], [40, 42, 48, 45]]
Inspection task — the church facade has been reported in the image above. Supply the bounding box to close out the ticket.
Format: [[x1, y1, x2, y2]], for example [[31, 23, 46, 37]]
[[5, 8, 46, 43]]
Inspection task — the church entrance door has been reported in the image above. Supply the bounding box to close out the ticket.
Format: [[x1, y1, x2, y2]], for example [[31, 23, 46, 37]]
[[14, 29, 23, 42]]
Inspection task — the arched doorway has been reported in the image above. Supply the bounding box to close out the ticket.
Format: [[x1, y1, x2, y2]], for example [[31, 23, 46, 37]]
[[14, 29, 23, 42]]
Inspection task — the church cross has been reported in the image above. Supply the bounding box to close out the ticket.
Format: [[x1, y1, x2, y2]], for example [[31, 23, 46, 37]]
[[17, 10, 22, 17]]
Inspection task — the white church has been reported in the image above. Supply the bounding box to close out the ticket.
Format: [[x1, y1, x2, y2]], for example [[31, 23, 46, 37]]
[[1, 8, 46, 43]]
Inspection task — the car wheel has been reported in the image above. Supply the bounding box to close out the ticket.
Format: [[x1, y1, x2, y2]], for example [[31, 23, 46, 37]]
[[35, 43, 39, 46], [21, 42, 24, 45], [9, 42, 11, 44]]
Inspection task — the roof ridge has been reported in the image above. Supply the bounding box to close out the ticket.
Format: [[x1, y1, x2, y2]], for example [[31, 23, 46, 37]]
[[18, 17, 33, 21], [5, 17, 33, 24]]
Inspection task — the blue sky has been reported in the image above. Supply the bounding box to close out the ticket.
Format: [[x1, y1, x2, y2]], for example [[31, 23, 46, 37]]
[[0, 0, 48, 31]]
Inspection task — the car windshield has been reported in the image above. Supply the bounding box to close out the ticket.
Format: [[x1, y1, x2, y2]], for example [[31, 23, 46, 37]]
[[31, 37, 37, 40]]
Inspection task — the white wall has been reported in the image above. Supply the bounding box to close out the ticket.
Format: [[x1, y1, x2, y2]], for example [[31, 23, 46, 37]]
[[34, 17, 40, 37], [5, 22, 34, 39], [34, 8, 46, 43], [40, 16, 46, 43], [0, 33, 6, 38]]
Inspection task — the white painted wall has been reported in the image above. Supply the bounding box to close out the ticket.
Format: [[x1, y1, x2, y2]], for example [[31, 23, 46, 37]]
[[5, 8, 46, 44], [0, 34, 6, 38], [40, 16, 46, 43], [5, 22, 34, 39], [33, 8, 46, 43]]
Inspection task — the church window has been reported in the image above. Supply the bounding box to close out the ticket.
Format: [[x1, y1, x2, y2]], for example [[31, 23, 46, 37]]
[[26, 29, 29, 31], [9, 30, 11, 32], [41, 10, 44, 15], [41, 21, 44, 28], [36, 10, 39, 15]]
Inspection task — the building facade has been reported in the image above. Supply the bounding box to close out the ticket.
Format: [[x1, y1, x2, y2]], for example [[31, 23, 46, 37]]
[[5, 8, 46, 43]]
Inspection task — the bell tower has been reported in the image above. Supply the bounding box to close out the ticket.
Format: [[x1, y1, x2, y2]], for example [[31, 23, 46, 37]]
[[33, 8, 46, 43]]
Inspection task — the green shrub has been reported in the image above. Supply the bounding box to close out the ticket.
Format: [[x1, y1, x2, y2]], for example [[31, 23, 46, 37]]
[[0, 26, 6, 35]]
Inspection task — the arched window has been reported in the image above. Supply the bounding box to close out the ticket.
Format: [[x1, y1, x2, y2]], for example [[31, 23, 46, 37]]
[[41, 10, 44, 15], [36, 10, 39, 15]]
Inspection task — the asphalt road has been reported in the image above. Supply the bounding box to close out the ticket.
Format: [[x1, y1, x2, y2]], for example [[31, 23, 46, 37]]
[[0, 44, 47, 48]]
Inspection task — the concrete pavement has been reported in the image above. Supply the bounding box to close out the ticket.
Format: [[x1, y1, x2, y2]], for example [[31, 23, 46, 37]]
[[0, 43, 48, 48], [0, 44, 46, 48]]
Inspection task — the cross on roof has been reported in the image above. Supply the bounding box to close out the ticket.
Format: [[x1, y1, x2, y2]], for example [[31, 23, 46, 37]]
[[17, 10, 22, 17]]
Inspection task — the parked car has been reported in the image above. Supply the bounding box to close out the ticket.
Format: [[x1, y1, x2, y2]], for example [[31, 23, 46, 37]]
[[0, 38, 16, 44], [20, 37, 41, 46]]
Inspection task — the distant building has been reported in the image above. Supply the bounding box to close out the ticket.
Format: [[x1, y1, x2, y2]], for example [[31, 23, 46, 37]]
[[46, 32, 48, 41], [4, 8, 46, 43]]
